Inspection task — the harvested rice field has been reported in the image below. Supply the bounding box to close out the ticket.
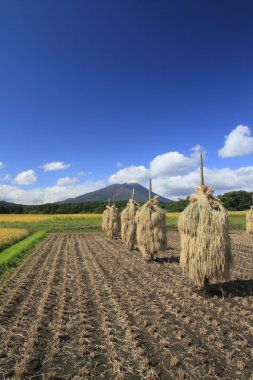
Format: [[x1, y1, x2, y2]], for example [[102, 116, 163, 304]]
[[0, 231, 252, 379]]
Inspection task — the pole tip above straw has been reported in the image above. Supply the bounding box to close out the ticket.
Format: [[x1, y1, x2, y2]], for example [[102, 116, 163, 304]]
[[200, 152, 204, 186], [149, 178, 152, 200]]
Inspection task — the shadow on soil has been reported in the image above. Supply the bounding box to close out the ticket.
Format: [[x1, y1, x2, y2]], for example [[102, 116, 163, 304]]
[[154, 256, 180, 264], [197, 279, 253, 298]]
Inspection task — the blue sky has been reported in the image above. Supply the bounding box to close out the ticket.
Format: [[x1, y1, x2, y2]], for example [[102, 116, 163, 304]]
[[1, 0, 253, 204]]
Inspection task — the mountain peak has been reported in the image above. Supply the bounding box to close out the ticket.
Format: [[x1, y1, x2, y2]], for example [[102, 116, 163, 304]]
[[61, 183, 172, 203]]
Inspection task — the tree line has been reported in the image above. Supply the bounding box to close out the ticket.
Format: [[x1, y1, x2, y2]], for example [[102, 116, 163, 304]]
[[0, 190, 252, 214]]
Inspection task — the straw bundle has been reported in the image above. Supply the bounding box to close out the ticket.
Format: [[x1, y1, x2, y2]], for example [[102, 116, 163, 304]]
[[121, 207, 128, 243], [121, 199, 139, 250], [102, 206, 110, 235], [135, 195, 167, 260], [246, 206, 253, 234], [178, 185, 232, 288], [107, 204, 120, 239]]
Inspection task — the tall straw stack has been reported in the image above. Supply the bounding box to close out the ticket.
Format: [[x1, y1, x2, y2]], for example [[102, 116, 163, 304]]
[[107, 204, 120, 239], [178, 154, 232, 289], [121, 206, 128, 243], [135, 180, 167, 260], [246, 204, 253, 234], [102, 205, 110, 235], [121, 196, 139, 250]]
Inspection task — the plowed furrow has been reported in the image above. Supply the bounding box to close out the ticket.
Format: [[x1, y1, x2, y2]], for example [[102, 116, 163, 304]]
[[0, 235, 58, 319], [0, 235, 62, 365], [84, 236, 205, 379], [91, 234, 253, 379], [0, 235, 67, 379], [0, 235, 56, 298], [77, 235, 157, 379], [75, 236, 127, 379], [0, 232, 252, 380], [39, 235, 82, 378]]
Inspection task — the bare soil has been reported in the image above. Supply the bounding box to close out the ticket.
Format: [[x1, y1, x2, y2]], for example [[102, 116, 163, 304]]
[[0, 231, 252, 379]]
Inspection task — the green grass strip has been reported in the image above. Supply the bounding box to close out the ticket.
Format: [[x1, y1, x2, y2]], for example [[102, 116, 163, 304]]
[[0, 230, 47, 275]]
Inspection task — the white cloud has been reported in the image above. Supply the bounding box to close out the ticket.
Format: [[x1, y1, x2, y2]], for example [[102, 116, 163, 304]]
[[13, 170, 37, 185], [42, 181, 105, 204], [2, 139, 253, 204], [41, 161, 71, 171], [109, 145, 253, 200], [109, 145, 204, 184], [116, 162, 122, 168], [77, 171, 86, 176], [1, 160, 253, 204], [0, 162, 5, 169], [218, 125, 253, 158], [0, 181, 105, 205], [0, 185, 43, 204], [150, 145, 202, 177], [57, 177, 77, 186], [109, 165, 149, 184], [0, 174, 12, 182], [151, 166, 253, 200]]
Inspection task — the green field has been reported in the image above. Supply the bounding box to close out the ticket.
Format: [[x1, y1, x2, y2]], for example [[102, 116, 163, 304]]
[[227, 215, 246, 230], [0, 212, 246, 232], [166, 212, 246, 230]]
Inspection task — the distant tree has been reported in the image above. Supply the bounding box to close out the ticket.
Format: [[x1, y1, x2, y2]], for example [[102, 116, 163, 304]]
[[15, 206, 23, 214], [2, 191, 252, 214], [218, 190, 252, 211], [164, 199, 189, 212]]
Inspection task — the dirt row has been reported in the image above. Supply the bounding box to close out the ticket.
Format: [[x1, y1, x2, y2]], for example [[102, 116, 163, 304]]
[[0, 231, 252, 379]]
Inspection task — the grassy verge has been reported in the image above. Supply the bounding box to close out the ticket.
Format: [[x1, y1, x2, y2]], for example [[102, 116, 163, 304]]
[[0, 230, 47, 276]]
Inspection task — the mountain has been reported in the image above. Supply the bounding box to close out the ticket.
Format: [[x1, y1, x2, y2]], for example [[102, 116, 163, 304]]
[[61, 183, 172, 203], [0, 200, 19, 206]]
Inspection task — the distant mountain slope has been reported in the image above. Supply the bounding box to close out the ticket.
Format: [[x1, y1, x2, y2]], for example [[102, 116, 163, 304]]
[[61, 183, 172, 203], [0, 201, 19, 206]]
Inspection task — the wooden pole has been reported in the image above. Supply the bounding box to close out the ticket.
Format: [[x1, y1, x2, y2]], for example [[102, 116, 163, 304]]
[[201, 153, 210, 292], [149, 178, 152, 200], [200, 152, 204, 186]]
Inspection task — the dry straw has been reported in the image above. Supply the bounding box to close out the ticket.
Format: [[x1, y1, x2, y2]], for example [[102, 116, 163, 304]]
[[135, 180, 167, 260], [121, 189, 139, 250], [246, 205, 253, 234], [102, 197, 120, 239], [102, 205, 110, 235], [178, 154, 232, 289], [107, 204, 121, 239]]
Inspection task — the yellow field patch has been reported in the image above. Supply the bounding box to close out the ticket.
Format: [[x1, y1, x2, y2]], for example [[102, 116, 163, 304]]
[[0, 215, 52, 223], [166, 212, 181, 218], [167, 211, 246, 217], [0, 228, 29, 250], [54, 214, 102, 220], [227, 211, 247, 217], [0, 211, 245, 225], [0, 214, 102, 223]]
